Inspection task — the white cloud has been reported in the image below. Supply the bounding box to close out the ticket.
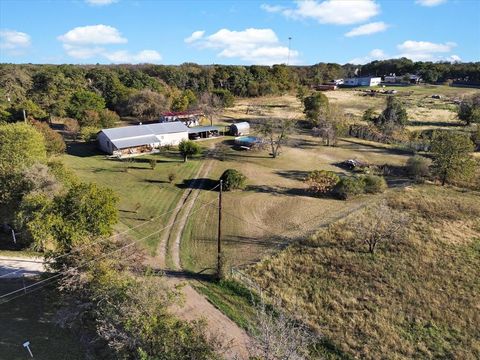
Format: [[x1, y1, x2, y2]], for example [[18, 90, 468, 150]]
[[58, 24, 161, 63], [0, 29, 31, 54], [348, 41, 461, 64], [396, 40, 457, 61], [63, 44, 105, 59], [345, 21, 388, 37], [102, 50, 162, 63], [58, 25, 127, 45], [348, 48, 386, 64], [184, 30, 205, 44], [260, 4, 286, 13], [263, 0, 380, 25], [415, 0, 446, 7], [85, 0, 118, 5], [186, 28, 299, 65]]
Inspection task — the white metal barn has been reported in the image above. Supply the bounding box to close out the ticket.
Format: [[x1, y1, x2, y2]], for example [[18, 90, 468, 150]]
[[230, 122, 250, 136], [97, 121, 189, 157], [344, 77, 382, 87]]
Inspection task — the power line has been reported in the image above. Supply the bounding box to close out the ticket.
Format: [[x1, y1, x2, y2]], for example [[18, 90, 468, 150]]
[[0, 183, 221, 279], [0, 197, 219, 302]]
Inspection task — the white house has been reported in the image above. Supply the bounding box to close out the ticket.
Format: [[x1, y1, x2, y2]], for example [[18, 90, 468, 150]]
[[97, 121, 189, 157], [344, 77, 382, 87]]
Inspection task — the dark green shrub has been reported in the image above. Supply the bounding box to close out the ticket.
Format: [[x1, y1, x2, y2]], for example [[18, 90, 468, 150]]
[[220, 169, 247, 191], [363, 174, 387, 194], [334, 176, 365, 200]]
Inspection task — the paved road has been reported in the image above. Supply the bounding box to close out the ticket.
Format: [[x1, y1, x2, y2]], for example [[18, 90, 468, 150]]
[[0, 256, 45, 279]]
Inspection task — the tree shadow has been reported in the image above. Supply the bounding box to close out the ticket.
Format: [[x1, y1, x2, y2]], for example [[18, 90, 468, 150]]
[[275, 170, 310, 181], [340, 139, 413, 156], [144, 179, 168, 184], [66, 141, 99, 157], [408, 120, 461, 127], [177, 178, 220, 191], [246, 184, 321, 198]]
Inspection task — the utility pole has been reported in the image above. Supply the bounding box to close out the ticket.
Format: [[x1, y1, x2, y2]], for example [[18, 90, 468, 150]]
[[22, 109, 27, 123], [287, 37, 292, 66], [217, 180, 223, 278]]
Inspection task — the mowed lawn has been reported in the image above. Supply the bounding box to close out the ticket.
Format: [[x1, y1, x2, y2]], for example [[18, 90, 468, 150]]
[[63, 142, 202, 254], [180, 133, 411, 274]]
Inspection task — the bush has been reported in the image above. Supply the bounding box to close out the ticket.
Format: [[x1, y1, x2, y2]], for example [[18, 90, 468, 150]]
[[149, 159, 157, 170], [168, 172, 176, 183], [178, 139, 201, 162], [334, 176, 365, 200], [406, 155, 431, 181], [80, 126, 99, 142], [31, 120, 66, 155], [363, 174, 387, 194], [305, 170, 340, 195], [220, 169, 247, 191]]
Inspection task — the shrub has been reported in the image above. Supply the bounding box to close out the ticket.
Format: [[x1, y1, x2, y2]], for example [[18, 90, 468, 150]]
[[168, 172, 176, 183], [149, 159, 157, 170], [406, 155, 431, 181], [305, 170, 340, 195], [80, 126, 99, 142], [334, 176, 365, 200], [363, 174, 387, 194], [220, 169, 247, 191]]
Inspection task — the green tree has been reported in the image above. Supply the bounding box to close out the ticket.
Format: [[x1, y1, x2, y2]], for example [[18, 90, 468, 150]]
[[126, 90, 170, 120], [0, 123, 47, 171], [303, 92, 329, 127], [376, 96, 408, 129], [98, 108, 120, 128], [431, 131, 476, 186], [362, 108, 377, 122], [220, 169, 247, 191], [12, 99, 47, 121], [212, 89, 234, 108], [67, 90, 106, 120], [458, 94, 480, 125], [31, 120, 66, 155], [178, 140, 201, 162]]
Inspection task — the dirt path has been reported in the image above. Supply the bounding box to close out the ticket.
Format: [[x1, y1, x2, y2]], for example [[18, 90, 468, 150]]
[[154, 159, 250, 360]]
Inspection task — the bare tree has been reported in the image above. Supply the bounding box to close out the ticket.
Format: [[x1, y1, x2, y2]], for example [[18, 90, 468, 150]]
[[349, 201, 409, 254], [259, 118, 294, 158], [198, 92, 223, 126], [248, 300, 317, 360]]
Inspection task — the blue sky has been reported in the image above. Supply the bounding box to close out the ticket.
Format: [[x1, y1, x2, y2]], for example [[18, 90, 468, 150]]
[[1, 0, 479, 65]]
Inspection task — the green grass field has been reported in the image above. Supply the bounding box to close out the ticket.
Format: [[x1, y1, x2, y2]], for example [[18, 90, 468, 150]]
[[62, 142, 202, 255]]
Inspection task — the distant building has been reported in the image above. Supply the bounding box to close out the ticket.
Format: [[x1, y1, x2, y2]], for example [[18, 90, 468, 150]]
[[159, 110, 205, 127], [343, 77, 382, 87], [384, 74, 421, 84], [97, 122, 189, 157], [313, 84, 337, 91], [330, 79, 344, 85], [230, 122, 250, 136]]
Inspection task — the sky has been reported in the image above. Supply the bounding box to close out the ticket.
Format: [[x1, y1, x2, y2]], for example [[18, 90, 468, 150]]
[[0, 0, 479, 66]]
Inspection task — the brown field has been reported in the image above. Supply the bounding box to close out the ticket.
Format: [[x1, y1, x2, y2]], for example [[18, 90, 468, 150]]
[[247, 185, 480, 359]]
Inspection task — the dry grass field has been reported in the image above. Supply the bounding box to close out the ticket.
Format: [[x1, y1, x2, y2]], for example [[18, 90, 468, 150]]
[[248, 185, 480, 359]]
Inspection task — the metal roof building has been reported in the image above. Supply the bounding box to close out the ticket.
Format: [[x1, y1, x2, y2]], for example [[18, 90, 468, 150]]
[[229, 122, 250, 136], [97, 121, 189, 157]]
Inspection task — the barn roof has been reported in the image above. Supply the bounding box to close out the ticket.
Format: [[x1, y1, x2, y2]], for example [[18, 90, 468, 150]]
[[111, 135, 160, 150], [101, 121, 188, 141], [187, 126, 220, 134], [230, 122, 250, 129]]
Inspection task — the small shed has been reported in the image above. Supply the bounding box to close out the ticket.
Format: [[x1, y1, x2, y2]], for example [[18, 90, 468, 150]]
[[230, 122, 250, 136]]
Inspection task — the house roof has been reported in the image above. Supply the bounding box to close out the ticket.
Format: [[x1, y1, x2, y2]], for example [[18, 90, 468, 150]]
[[111, 135, 160, 149], [101, 121, 189, 141]]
